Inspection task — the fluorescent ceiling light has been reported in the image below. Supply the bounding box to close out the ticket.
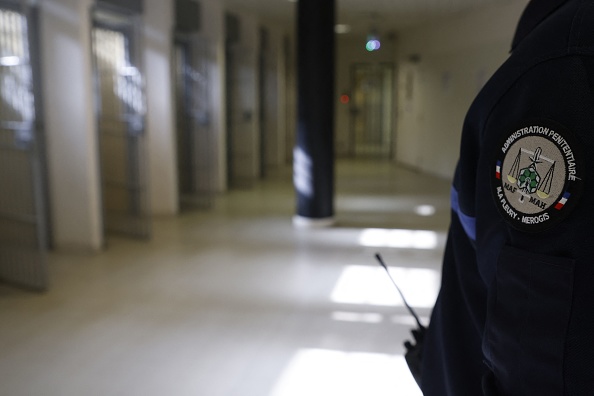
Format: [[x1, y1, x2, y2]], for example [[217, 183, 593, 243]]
[[414, 204, 436, 217], [335, 24, 351, 34]]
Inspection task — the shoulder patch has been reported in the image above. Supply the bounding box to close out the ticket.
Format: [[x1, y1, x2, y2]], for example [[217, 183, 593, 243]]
[[491, 120, 583, 232]]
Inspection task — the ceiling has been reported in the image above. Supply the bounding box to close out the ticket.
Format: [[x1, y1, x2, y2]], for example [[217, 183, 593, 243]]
[[223, 0, 521, 36]]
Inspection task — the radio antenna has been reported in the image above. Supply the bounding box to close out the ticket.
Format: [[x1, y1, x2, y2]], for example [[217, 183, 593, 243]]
[[374, 253, 425, 329]]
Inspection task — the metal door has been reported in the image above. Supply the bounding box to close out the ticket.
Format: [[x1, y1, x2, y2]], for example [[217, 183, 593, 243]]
[[258, 28, 279, 178], [0, 3, 48, 290], [283, 35, 296, 165], [350, 63, 395, 158], [226, 43, 257, 188], [225, 15, 257, 188], [92, 8, 150, 238], [174, 35, 214, 209]]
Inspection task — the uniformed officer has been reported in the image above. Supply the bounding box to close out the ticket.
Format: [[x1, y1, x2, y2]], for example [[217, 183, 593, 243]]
[[420, 0, 594, 394]]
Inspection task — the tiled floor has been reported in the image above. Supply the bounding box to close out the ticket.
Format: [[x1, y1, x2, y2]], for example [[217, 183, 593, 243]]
[[0, 160, 451, 396]]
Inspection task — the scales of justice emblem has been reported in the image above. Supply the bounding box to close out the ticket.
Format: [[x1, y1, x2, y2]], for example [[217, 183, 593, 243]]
[[507, 146, 555, 203], [493, 122, 583, 232]]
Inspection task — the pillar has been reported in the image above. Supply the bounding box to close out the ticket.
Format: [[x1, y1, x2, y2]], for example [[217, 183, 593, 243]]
[[293, 0, 336, 228], [40, 0, 103, 251], [144, 0, 179, 215]]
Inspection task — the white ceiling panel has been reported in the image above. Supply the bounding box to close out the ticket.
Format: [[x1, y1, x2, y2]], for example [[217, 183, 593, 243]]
[[223, 0, 521, 34]]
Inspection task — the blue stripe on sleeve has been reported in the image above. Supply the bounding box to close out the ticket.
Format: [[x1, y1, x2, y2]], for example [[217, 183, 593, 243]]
[[451, 186, 477, 241]]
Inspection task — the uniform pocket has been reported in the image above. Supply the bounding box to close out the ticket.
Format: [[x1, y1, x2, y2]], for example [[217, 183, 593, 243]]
[[485, 245, 574, 396]]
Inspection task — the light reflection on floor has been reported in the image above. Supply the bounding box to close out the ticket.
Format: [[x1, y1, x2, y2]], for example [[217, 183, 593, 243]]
[[359, 228, 440, 250], [331, 311, 385, 323], [331, 265, 440, 308], [271, 349, 422, 396]]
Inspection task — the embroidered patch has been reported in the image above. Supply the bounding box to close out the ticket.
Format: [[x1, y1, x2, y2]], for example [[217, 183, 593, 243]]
[[492, 120, 583, 232]]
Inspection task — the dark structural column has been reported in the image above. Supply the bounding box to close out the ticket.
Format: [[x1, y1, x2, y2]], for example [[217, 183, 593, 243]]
[[293, 0, 336, 227]]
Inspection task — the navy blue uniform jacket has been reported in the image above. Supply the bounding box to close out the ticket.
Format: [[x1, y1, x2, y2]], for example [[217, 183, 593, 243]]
[[421, 0, 594, 395]]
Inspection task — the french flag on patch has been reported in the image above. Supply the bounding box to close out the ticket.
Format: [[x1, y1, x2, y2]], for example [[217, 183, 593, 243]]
[[555, 192, 571, 210], [495, 161, 502, 179]]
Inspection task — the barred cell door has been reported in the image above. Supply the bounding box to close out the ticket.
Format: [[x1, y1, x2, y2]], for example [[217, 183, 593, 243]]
[[92, 9, 150, 239], [174, 35, 215, 209], [350, 63, 395, 158], [0, 4, 48, 290]]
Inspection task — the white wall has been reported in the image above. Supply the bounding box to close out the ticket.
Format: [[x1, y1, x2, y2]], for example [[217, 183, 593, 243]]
[[144, 0, 178, 215], [40, 0, 103, 251], [395, 1, 528, 179]]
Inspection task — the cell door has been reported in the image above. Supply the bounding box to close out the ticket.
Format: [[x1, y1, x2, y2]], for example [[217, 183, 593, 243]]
[[258, 28, 279, 178], [92, 9, 150, 238], [0, 4, 48, 290], [174, 35, 214, 209], [226, 43, 257, 188], [225, 15, 257, 188], [350, 63, 395, 158]]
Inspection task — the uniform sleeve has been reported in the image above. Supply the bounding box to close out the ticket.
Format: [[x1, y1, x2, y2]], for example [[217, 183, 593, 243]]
[[476, 54, 594, 395]]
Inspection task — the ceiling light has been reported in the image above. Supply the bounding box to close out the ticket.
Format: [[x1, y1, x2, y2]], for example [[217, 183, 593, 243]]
[[414, 205, 436, 216], [335, 24, 351, 34], [366, 32, 381, 52]]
